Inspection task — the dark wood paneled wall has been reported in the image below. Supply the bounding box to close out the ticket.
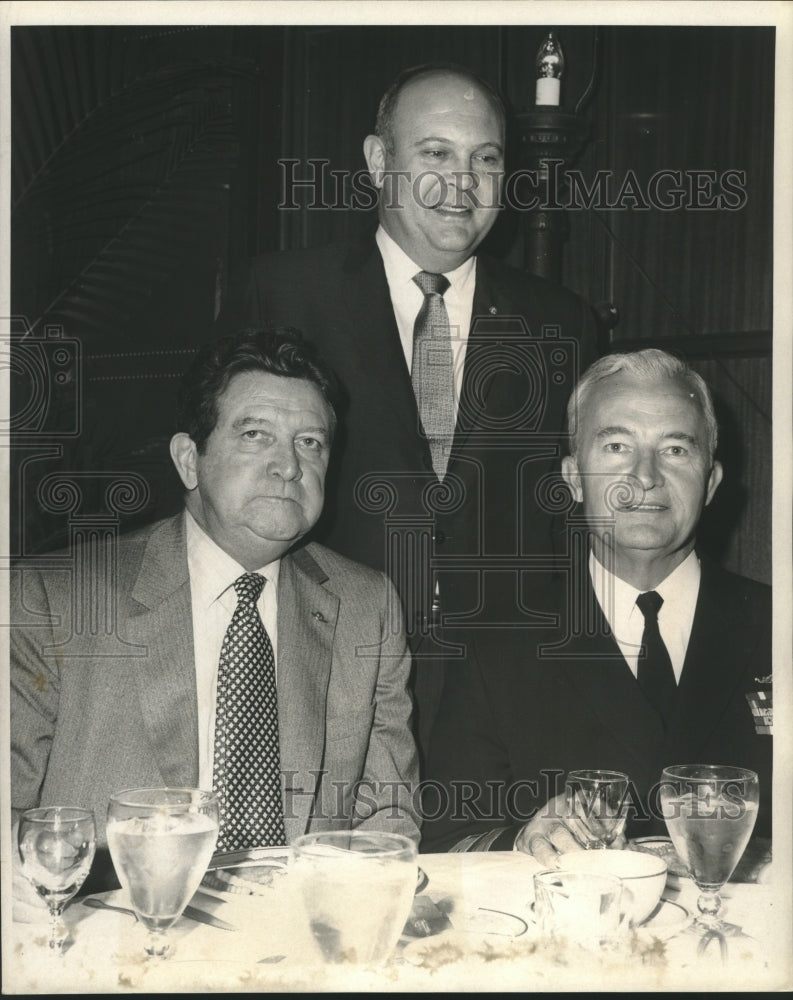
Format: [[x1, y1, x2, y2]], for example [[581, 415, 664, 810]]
[[276, 25, 503, 252], [571, 27, 773, 340], [11, 25, 773, 583], [267, 25, 773, 584], [691, 356, 772, 586]]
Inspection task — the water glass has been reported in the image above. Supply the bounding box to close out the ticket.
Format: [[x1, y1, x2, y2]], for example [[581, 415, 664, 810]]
[[290, 830, 417, 965], [565, 769, 629, 849], [533, 870, 624, 949], [107, 787, 219, 958], [17, 806, 96, 952], [660, 764, 758, 932]]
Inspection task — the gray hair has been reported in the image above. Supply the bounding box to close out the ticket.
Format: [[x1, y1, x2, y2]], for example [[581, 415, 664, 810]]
[[567, 348, 719, 461]]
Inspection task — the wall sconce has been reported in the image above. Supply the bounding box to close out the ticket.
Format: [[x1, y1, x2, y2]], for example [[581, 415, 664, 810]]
[[514, 29, 592, 283]]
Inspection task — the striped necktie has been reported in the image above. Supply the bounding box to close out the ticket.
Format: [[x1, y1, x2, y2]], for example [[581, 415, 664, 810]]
[[411, 270, 455, 480]]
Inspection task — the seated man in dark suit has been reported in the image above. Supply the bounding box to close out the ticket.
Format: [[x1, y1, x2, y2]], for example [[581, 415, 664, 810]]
[[219, 63, 597, 759], [422, 348, 771, 857], [11, 327, 419, 898]]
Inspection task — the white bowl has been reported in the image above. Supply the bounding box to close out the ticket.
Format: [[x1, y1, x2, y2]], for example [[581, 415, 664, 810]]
[[557, 849, 668, 926]]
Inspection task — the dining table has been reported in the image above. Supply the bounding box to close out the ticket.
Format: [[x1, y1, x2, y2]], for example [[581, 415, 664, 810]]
[[6, 839, 790, 993]]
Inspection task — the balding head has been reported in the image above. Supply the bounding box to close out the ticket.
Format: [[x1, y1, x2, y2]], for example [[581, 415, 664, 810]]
[[363, 64, 506, 273], [374, 63, 506, 155]]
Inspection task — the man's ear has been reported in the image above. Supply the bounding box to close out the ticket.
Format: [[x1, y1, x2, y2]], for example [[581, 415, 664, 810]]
[[363, 134, 386, 188], [170, 433, 199, 491], [561, 455, 583, 503], [704, 459, 723, 506]]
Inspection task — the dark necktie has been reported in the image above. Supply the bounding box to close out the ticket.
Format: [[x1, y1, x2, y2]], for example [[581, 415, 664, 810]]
[[411, 271, 454, 480], [212, 572, 286, 851], [635, 590, 677, 727]]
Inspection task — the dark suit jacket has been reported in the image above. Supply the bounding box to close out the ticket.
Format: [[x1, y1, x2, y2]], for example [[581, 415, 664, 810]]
[[219, 233, 597, 751], [421, 555, 772, 851], [11, 513, 420, 888]]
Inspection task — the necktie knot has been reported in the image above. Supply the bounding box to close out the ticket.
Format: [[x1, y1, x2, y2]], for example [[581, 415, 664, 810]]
[[413, 271, 450, 298], [234, 572, 266, 607], [636, 590, 663, 622]]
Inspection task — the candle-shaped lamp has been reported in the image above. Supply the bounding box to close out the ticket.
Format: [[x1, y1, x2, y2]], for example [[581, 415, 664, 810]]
[[535, 31, 565, 106]]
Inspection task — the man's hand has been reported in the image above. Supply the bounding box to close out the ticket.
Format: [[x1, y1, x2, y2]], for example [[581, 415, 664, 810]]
[[513, 793, 628, 866], [513, 793, 583, 866]]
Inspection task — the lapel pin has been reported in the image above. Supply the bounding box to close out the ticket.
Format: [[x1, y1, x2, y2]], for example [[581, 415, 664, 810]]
[[312, 611, 326, 623]]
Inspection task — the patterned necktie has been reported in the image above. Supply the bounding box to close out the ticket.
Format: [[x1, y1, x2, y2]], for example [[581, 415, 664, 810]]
[[411, 271, 454, 480], [635, 591, 677, 727], [213, 572, 286, 851]]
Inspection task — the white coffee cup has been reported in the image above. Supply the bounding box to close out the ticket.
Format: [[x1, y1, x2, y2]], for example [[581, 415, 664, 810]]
[[557, 849, 667, 926]]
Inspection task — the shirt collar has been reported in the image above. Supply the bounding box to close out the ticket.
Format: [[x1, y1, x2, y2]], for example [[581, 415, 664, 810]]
[[589, 548, 701, 628], [589, 550, 641, 635], [185, 509, 281, 609], [375, 224, 476, 292], [653, 549, 701, 622]]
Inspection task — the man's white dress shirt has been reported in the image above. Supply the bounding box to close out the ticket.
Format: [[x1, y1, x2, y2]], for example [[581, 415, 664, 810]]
[[185, 510, 280, 790], [589, 549, 701, 683], [375, 224, 476, 422]]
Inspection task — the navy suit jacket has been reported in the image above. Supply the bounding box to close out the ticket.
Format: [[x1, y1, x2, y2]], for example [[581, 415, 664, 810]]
[[222, 234, 597, 628], [421, 555, 772, 850], [219, 233, 597, 752]]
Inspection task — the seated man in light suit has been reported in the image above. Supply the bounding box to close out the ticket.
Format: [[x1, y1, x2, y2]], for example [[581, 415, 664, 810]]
[[422, 348, 771, 856], [11, 327, 420, 893]]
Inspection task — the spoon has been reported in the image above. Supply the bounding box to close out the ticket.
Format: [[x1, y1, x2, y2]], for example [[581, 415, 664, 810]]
[[82, 897, 138, 920]]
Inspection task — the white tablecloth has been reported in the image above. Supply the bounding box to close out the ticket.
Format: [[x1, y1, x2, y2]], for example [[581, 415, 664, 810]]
[[5, 851, 791, 993]]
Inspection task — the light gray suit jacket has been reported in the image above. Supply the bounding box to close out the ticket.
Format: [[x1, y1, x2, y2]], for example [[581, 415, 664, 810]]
[[11, 513, 420, 848]]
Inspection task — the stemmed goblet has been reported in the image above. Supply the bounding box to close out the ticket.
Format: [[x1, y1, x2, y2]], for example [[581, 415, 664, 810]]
[[565, 769, 630, 849], [659, 764, 758, 936], [106, 788, 219, 958], [17, 806, 96, 952]]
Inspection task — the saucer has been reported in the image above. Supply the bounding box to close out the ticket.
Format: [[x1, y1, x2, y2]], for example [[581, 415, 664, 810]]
[[637, 898, 691, 939]]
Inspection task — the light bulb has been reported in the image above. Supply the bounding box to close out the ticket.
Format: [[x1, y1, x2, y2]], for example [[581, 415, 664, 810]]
[[535, 31, 565, 106]]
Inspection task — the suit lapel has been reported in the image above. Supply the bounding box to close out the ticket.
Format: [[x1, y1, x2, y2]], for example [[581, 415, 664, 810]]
[[454, 256, 539, 455], [276, 545, 340, 841], [547, 568, 666, 761], [341, 237, 420, 431], [342, 237, 509, 469], [126, 520, 345, 838], [127, 514, 199, 787], [665, 560, 747, 757], [453, 258, 503, 452], [560, 558, 751, 766]]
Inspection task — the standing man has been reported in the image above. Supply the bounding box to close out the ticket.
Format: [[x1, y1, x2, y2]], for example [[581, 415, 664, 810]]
[[221, 64, 597, 757], [422, 349, 772, 854], [11, 328, 419, 892]]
